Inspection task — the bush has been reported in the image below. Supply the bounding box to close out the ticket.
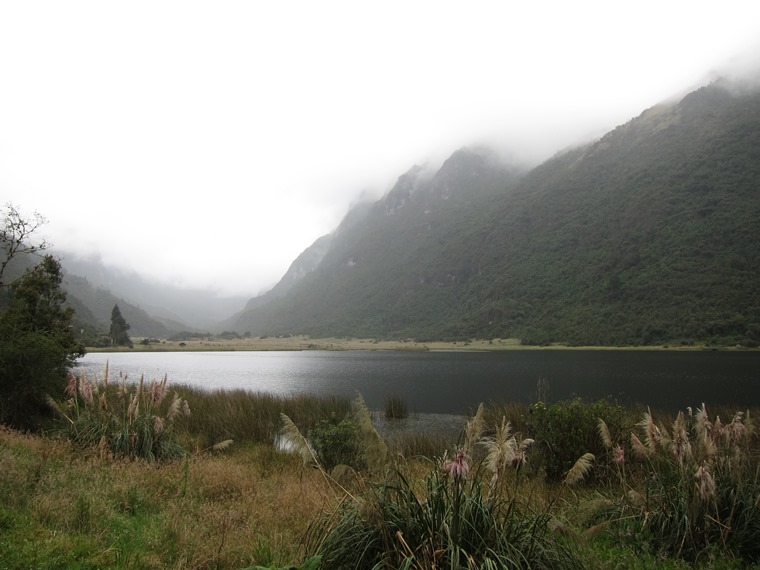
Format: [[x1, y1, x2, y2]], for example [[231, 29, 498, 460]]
[[308, 418, 363, 471], [527, 397, 628, 481]]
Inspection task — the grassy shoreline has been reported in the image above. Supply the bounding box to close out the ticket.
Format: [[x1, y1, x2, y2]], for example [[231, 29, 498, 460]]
[[4, 387, 759, 569], [85, 335, 750, 353]]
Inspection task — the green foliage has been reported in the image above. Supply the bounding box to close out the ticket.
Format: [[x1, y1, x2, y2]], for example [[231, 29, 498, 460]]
[[50, 368, 190, 462], [308, 418, 363, 471], [0, 255, 84, 429], [528, 397, 628, 481]]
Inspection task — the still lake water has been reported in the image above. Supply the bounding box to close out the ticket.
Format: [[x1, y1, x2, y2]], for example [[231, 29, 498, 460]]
[[76, 350, 760, 415]]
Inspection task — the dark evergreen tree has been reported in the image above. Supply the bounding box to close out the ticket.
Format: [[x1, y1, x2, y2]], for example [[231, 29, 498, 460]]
[[109, 304, 132, 346], [0, 255, 84, 428]]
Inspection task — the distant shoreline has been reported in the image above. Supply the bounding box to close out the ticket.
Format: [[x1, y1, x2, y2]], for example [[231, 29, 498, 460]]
[[84, 335, 752, 353]]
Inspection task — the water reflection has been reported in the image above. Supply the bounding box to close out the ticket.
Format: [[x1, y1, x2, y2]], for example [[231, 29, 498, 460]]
[[77, 349, 760, 415]]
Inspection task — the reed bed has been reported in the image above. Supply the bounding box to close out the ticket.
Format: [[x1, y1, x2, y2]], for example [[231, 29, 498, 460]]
[[177, 385, 352, 449]]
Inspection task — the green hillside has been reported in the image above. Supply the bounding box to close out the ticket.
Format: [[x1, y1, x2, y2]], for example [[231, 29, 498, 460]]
[[235, 80, 760, 346]]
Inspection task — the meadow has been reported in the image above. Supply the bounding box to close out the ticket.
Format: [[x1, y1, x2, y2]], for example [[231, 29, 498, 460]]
[[85, 335, 726, 353], [2, 368, 760, 569]]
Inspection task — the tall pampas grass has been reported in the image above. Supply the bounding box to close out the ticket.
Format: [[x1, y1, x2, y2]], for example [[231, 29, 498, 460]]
[[597, 403, 760, 562], [351, 394, 387, 473], [49, 366, 190, 462], [564, 453, 595, 486]]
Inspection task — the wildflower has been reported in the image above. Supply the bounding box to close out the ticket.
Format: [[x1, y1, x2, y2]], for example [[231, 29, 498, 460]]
[[443, 449, 470, 480], [613, 444, 625, 466]]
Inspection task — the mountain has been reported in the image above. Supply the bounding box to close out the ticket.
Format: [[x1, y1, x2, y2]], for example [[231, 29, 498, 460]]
[[232, 79, 760, 346], [59, 254, 247, 331], [62, 273, 179, 339]]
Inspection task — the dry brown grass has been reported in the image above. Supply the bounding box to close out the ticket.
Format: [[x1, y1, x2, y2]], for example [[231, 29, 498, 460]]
[[0, 426, 335, 568]]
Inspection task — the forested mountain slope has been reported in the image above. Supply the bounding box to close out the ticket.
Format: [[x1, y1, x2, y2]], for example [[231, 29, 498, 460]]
[[234, 80, 760, 346]]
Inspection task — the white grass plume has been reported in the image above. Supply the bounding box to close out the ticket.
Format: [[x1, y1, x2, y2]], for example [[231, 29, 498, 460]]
[[351, 394, 388, 472], [280, 413, 318, 468], [465, 403, 486, 451], [564, 453, 595, 486], [598, 419, 612, 450]]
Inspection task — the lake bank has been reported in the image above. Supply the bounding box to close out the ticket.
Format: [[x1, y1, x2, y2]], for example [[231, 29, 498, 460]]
[[84, 334, 752, 353]]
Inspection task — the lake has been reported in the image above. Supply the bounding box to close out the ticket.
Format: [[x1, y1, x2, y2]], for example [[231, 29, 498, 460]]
[[75, 349, 760, 415]]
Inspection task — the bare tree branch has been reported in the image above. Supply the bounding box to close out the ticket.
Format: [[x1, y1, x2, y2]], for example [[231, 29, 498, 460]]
[[0, 203, 51, 287]]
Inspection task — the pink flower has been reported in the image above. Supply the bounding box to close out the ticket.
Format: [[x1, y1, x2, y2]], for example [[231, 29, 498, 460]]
[[443, 449, 470, 480], [613, 444, 625, 466]]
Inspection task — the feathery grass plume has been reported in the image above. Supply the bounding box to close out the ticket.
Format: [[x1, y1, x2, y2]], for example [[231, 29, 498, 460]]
[[639, 408, 662, 453], [695, 462, 716, 502], [671, 411, 691, 464], [726, 411, 746, 446], [464, 403, 486, 452], [564, 453, 595, 486], [280, 413, 318, 468], [211, 439, 234, 452], [694, 403, 711, 439], [480, 417, 535, 493], [630, 433, 649, 459], [351, 394, 388, 472], [598, 418, 613, 449], [166, 392, 183, 422], [64, 371, 78, 398]]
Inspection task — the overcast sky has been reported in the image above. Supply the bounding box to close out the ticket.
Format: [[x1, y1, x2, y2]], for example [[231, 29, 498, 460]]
[[1, 2, 759, 297]]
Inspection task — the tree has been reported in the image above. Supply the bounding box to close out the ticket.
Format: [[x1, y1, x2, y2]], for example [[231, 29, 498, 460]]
[[109, 304, 132, 346], [0, 254, 84, 428]]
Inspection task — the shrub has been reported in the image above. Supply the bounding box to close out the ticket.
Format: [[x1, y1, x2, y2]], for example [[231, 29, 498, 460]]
[[527, 397, 627, 481], [309, 419, 363, 471], [49, 367, 190, 462]]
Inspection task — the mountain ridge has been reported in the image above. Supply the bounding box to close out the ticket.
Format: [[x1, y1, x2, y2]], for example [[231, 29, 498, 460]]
[[232, 79, 760, 346]]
